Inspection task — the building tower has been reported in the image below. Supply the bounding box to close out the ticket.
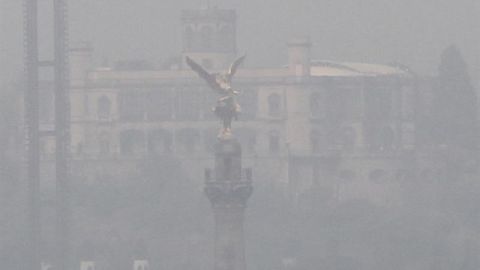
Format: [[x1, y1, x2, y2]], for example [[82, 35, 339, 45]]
[[287, 37, 312, 77], [205, 139, 253, 270], [181, 7, 237, 70]]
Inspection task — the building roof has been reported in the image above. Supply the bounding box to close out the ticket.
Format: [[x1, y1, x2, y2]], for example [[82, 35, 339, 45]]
[[87, 60, 412, 86], [310, 60, 413, 77]]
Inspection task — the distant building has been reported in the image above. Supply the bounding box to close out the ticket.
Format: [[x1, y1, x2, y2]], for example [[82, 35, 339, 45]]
[[30, 6, 480, 270], [32, 6, 427, 208]]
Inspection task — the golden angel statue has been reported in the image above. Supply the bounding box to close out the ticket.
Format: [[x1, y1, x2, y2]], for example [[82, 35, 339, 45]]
[[186, 55, 246, 139]]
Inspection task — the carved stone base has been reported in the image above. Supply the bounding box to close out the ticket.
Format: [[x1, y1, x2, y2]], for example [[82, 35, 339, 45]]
[[205, 139, 253, 270]]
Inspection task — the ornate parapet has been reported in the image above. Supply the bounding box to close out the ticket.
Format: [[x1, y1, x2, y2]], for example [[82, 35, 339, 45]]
[[205, 169, 253, 208], [205, 138, 253, 208]]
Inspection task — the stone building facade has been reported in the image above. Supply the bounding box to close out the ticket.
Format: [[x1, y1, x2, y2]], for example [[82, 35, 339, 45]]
[[36, 7, 423, 208], [30, 6, 480, 270]]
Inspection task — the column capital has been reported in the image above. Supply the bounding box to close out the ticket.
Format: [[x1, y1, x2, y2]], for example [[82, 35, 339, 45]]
[[205, 180, 253, 208]]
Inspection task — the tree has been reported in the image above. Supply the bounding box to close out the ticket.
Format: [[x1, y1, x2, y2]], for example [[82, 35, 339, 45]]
[[432, 45, 478, 150]]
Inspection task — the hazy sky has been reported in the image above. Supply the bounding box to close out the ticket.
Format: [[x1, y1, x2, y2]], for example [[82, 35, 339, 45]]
[[1, 0, 479, 85]]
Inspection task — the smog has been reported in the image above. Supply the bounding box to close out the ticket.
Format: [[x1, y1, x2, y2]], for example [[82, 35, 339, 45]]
[[0, 1, 479, 270]]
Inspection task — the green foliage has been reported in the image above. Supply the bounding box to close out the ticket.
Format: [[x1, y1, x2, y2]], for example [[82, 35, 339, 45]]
[[433, 45, 478, 150]]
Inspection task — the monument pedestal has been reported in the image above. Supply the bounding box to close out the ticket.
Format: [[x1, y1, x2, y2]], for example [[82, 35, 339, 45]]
[[205, 139, 253, 270]]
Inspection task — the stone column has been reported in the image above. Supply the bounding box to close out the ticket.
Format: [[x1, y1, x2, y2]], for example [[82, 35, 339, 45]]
[[205, 139, 253, 270]]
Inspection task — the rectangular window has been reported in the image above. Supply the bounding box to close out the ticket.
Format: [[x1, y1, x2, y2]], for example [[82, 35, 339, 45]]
[[119, 91, 145, 122], [310, 89, 326, 119], [175, 88, 203, 120], [364, 87, 392, 121], [237, 88, 258, 120], [146, 89, 173, 121], [325, 88, 357, 122], [269, 133, 280, 153], [203, 88, 217, 120], [120, 130, 145, 155]]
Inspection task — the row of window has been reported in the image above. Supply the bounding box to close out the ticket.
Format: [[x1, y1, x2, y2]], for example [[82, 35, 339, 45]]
[[310, 88, 394, 121], [96, 89, 396, 123], [67, 125, 396, 158], [113, 125, 395, 157], [107, 89, 259, 122], [310, 125, 397, 153], [333, 169, 433, 183], [103, 128, 281, 156]]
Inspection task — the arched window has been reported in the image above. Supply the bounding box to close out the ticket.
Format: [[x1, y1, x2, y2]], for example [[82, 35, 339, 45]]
[[236, 88, 258, 120], [200, 26, 213, 50], [146, 89, 173, 121], [97, 95, 111, 119], [119, 91, 144, 122], [335, 170, 356, 201], [120, 130, 145, 155], [365, 87, 392, 121], [98, 133, 110, 156], [177, 129, 199, 153], [268, 93, 281, 117], [326, 127, 345, 149], [325, 88, 347, 121], [269, 131, 280, 153], [148, 129, 172, 155], [236, 128, 256, 153]]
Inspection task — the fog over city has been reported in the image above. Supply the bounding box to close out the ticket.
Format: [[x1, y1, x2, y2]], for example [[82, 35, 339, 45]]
[[1, 0, 480, 81], [0, 0, 479, 270]]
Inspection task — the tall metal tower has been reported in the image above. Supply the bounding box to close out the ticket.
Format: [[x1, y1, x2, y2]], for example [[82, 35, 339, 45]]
[[24, 0, 41, 269], [24, 0, 71, 269], [53, 1, 72, 269]]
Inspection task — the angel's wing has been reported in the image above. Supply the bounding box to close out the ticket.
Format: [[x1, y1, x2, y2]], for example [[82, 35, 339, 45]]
[[227, 55, 246, 79], [185, 56, 219, 89]]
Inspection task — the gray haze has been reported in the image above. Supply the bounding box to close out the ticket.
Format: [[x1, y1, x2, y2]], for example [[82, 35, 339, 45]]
[[1, 0, 480, 83], [1, 0, 480, 270]]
